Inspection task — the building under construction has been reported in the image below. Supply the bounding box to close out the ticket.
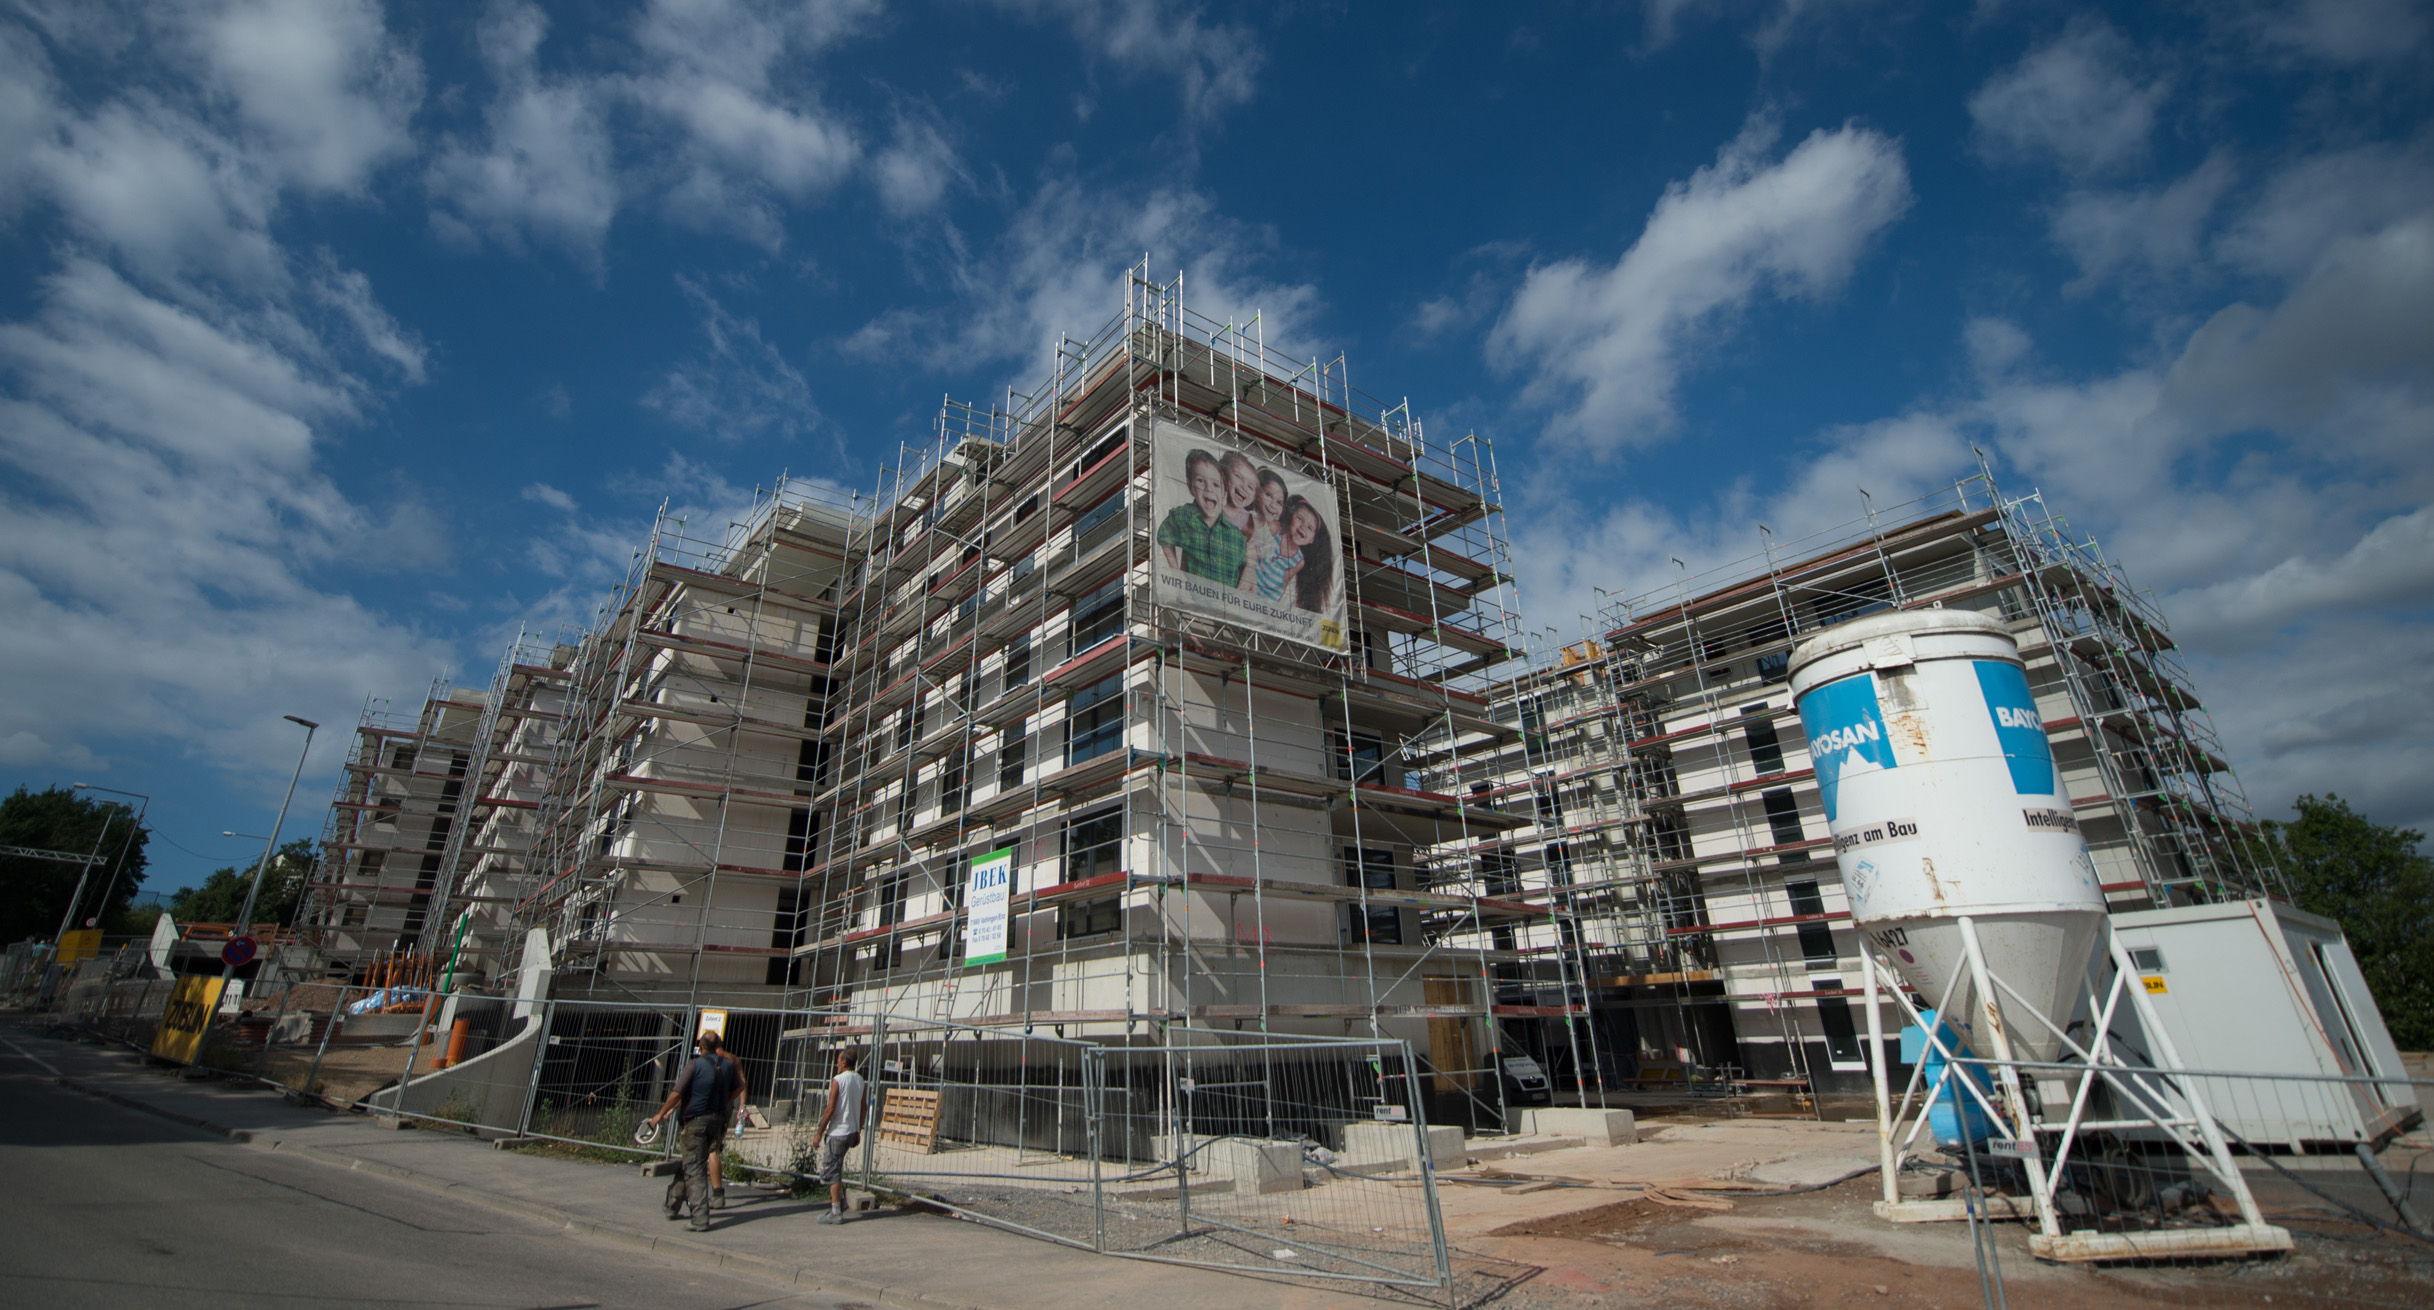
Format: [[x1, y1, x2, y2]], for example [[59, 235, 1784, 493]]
[[294, 266, 1591, 1128], [1455, 475, 2286, 1096], [290, 268, 2285, 1114]]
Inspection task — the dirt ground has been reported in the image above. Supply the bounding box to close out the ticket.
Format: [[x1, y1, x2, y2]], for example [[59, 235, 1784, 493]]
[[1423, 1115, 2434, 1310], [255, 1044, 417, 1104]]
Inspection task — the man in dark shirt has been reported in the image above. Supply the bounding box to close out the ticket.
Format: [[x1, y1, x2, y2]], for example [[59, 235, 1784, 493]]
[[647, 1031, 746, 1231]]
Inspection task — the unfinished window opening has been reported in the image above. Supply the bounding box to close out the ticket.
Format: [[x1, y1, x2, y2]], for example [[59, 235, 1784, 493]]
[[784, 806, 817, 873], [766, 884, 806, 986], [1811, 983, 1864, 1064], [1069, 426, 1128, 484], [1065, 672, 1124, 766], [1480, 850, 1520, 896], [998, 720, 1027, 791], [1058, 806, 1124, 939], [939, 746, 968, 815], [1534, 779, 1566, 827], [1002, 632, 1031, 689], [1073, 489, 1127, 552], [1332, 728, 1385, 784], [1760, 787, 1805, 847], [1743, 705, 1785, 776], [1342, 847, 1400, 945], [1070, 576, 1125, 651], [1784, 877, 1836, 963]]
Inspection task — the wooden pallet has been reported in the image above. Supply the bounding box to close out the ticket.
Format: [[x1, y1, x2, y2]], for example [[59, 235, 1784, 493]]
[[877, 1088, 941, 1154]]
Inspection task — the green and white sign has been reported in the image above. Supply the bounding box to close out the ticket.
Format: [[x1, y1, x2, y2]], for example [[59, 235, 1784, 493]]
[[964, 846, 1014, 965]]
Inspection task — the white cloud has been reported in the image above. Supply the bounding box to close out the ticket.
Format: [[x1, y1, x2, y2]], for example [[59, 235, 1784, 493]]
[[1510, 408, 1970, 638], [1964, 316, 2032, 379], [2170, 504, 2434, 642], [2164, 212, 2434, 465], [0, 5, 451, 790], [309, 257, 426, 382], [0, 260, 456, 783], [1489, 118, 1911, 446], [189, 0, 422, 196], [2215, 138, 2434, 279], [2234, 0, 2431, 65], [521, 482, 578, 513], [990, 0, 1261, 122], [643, 277, 820, 443], [1514, 132, 2434, 828], [626, 0, 871, 246], [846, 172, 1322, 386], [873, 113, 962, 218], [2050, 152, 2237, 291], [1970, 20, 2166, 177], [426, 0, 619, 263], [0, 22, 57, 218], [14, 1, 420, 292], [1918, 211, 2434, 826], [0, 731, 105, 771], [34, 98, 285, 290]]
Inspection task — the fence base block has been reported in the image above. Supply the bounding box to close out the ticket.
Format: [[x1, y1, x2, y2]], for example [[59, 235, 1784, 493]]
[[2029, 1223, 2295, 1263], [1872, 1196, 2040, 1223]]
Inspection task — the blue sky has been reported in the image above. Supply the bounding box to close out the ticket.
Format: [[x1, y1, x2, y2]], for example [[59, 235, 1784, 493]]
[[2, 0, 2429, 898]]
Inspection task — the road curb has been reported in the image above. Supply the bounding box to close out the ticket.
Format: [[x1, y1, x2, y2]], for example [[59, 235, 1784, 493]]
[[46, 1063, 978, 1310], [52, 1074, 264, 1145]]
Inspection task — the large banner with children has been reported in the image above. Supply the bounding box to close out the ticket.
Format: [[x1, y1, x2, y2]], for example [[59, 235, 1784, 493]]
[[1150, 420, 1347, 653]]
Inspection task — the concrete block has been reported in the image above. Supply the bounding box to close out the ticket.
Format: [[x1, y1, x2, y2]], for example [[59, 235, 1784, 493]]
[[1518, 1107, 1637, 1146], [1153, 1135, 1305, 1193], [1341, 1121, 1464, 1171]]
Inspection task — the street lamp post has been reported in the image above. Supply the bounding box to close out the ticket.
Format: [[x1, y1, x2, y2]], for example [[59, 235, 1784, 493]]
[[56, 784, 149, 944], [229, 716, 318, 976], [80, 785, 151, 930]]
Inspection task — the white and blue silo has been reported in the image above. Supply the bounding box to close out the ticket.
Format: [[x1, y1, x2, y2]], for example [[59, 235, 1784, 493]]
[[1788, 609, 2108, 1065]]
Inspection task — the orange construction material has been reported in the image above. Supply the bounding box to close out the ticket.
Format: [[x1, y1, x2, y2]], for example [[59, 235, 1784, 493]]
[[436, 1018, 471, 1069]]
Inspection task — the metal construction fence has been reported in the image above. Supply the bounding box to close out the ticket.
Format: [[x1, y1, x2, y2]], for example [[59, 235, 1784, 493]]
[[35, 976, 1457, 1297], [1908, 1057, 2434, 1310]]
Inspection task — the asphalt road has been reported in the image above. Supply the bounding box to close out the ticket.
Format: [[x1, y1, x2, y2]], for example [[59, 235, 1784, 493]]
[[0, 1043, 861, 1310]]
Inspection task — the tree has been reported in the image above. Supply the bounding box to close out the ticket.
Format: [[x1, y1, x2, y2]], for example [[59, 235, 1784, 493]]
[[2260, 794, 2434, 1051], [170, 838, 316, 929], [0, 786, 151, 942]]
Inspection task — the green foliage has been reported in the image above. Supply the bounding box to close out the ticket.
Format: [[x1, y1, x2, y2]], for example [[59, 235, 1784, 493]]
[[432, 1091, 484, 1130], [0, 785, 151, 941], [520, 1088, 662, 1165], [170, 838, 315, 927], [2260, 794, 2434, 1051]]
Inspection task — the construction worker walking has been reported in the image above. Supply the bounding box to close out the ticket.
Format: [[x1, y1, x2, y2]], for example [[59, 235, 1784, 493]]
[[647, 1031, 746, 1231], [811, 1046, 866, 1224]]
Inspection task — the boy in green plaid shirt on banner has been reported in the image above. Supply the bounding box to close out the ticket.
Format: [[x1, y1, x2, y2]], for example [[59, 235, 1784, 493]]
[[1156, 448, 1247, 584]]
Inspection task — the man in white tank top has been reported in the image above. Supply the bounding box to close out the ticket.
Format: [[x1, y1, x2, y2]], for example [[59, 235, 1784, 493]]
[[812, 1047, 866, 1224]]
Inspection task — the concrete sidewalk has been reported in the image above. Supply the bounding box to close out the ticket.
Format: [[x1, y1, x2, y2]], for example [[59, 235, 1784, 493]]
[[6, 1022, 1382, 1310]]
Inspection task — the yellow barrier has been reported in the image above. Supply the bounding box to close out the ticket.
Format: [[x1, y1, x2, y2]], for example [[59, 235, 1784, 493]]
[[151, 976, 227, 1063]]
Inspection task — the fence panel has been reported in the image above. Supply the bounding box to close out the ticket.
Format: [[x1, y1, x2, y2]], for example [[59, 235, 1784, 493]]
[[1936, 1060, 2434, 1310], [1088, 1033, 1452, 1291], [774, 1014, 1104, 1247]]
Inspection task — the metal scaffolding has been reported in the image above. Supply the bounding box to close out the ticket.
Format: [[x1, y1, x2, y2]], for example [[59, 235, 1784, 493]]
[[291, 262, 1604, 1136], [1455, 466, 2284, 1100]]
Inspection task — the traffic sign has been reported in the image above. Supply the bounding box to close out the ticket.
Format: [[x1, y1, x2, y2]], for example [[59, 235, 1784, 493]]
[[220, 936, 258, 968]]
